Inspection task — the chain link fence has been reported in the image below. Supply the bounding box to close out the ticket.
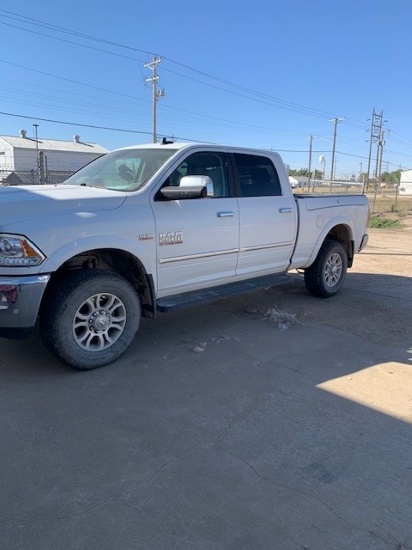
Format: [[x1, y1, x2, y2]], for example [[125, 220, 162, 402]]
[[0, 169, 74, 186]]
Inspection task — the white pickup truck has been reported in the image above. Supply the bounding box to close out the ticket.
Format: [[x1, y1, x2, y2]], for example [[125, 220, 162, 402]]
[[0, 142, 369, 370]]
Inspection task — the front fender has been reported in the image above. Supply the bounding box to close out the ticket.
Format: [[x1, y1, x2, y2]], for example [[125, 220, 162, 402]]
[[40, 234, 156, 278]]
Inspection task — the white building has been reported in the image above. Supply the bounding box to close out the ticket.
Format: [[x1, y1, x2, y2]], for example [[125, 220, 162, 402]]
[[399, 169, 412, 195], [288, 176, 308, 189], [0, 131, 108, 184]]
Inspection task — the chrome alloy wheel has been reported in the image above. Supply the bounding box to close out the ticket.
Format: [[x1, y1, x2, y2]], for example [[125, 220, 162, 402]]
[[73, 293, 126, 351], [323, 252, 343, 287]]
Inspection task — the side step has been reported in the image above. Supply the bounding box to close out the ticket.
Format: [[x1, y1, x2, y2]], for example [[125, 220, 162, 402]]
[[156, 273, 291, 312]]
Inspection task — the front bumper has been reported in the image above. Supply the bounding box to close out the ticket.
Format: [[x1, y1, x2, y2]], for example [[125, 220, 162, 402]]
[[0, 274, 50, 336]]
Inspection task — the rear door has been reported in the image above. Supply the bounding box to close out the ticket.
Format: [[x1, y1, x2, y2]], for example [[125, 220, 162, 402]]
[[231, 152, 297, 276]]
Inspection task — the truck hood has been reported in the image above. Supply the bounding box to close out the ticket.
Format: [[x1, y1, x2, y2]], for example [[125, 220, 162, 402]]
[[0, 184, 127, 228]]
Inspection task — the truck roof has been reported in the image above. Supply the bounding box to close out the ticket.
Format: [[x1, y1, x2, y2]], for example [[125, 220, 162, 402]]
[[115, 142, 200, 152], [114, 141, 283, 160]]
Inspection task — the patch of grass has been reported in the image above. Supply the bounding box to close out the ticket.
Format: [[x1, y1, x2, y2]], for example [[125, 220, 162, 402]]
[[369, 216, 404, 229]]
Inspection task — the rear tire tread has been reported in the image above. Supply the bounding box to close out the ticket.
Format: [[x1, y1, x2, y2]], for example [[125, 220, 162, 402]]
[[304, 240, 347, 298]]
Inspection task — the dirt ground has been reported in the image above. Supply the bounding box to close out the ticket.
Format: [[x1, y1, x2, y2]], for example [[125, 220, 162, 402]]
[[0, 219, 411, 550], [222, 213, 412, 351]]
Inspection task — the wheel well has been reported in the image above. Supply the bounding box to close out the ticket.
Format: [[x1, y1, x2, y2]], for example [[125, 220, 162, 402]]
[[326, 224, 354, 267], [45, 249, 155, 318]]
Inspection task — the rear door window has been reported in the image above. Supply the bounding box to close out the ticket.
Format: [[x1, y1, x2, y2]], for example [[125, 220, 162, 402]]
[[232, 153, 282, 197]]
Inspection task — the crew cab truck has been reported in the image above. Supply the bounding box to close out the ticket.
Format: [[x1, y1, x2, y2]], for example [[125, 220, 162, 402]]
[[0, 142, 369, 370]]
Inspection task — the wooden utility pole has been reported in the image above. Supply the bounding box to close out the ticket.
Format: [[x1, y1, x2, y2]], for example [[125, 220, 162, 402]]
[[144, 56, 165, 143], [330, 117, 345, 182], [307, 134, 313, 192]]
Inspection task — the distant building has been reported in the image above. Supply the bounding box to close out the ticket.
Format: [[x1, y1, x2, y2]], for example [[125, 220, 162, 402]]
[[288, 176, 308, 189], [0, 131, 108, 185], [399, 169, 412, 195]]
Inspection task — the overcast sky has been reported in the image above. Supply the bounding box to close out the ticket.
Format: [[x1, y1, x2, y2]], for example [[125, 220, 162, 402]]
[[0, 0, 410, 176]]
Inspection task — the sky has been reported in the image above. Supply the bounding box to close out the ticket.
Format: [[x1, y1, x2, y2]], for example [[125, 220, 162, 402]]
[[0, 0, 411, 177]]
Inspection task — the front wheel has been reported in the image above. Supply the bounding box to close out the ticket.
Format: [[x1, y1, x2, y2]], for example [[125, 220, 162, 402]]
[[304, 240, 348, 298], [40, 270, 141, 370]]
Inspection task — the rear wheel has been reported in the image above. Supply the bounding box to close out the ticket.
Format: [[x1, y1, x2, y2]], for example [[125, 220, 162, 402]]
[[40, 270, 141, 370], [304, 240, 347, 298]]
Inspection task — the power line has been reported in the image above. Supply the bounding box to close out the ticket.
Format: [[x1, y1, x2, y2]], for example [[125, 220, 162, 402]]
[[0, 59, 330, 136], [0, 110, 152, 135], [1, 8, 411, 168], [0, 110, 208, 143], [386, 149, 412, 159], [0, 5, 387, 155], [0, 20, 145, 63], [0, 8, 351, 121], [0, 14, 335, 119], [0, 58, 145, 101], [0, 8, 155, 56], [0, 6, 399, 142], [2, 109, 408, 167]]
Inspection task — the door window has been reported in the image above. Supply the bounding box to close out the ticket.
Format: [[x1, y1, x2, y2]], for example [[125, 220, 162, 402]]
[[166, 152, 229, 198], [232, 153, 282, 197]]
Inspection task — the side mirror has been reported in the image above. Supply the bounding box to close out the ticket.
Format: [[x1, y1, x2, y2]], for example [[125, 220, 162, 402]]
[[160, 185, 207, 200], [160, 175, 213, 200], [180, 175, 214, 197]]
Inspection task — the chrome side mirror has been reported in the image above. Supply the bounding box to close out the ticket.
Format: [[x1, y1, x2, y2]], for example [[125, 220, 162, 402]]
[[180, 175, 214, 197]]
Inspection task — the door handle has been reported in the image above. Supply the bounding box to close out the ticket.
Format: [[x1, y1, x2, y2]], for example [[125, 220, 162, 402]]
[[217, 211, 235, 217], [279, 207, 292, 213]]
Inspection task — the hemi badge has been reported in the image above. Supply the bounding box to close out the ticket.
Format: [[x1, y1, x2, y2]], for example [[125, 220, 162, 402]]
[[139, 234, 154, 241]]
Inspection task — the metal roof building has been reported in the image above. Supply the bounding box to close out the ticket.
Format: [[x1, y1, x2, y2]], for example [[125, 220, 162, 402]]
[[0, 131, 108, 184]]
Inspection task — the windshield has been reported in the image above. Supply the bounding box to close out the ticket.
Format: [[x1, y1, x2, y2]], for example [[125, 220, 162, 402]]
[[64, 148, 177, 191]]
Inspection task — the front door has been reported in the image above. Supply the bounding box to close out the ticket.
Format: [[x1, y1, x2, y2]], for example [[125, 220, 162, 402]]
[[151, 151, 239, 297]]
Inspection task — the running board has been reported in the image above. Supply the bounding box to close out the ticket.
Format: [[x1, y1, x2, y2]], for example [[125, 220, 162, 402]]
[[156, 273, 291, 312]]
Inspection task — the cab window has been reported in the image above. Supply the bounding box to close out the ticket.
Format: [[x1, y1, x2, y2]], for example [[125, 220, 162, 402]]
[[232, 153, 282, 197]]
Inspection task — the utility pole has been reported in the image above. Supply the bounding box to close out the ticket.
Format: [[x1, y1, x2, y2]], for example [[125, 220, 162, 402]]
[[33, 123, 40, 184], [330, 117, 345, 182], [307, 134, 313, 192], [366, 108, 384, 190], [144, 56, 165, 143], [372, 128, 389, 210], [375, 131, 382, 185], [376, 128, 389, 185]]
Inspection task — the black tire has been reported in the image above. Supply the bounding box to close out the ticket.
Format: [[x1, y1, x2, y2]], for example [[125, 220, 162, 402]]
[[304, 240, 348, 298], [40, 270, 141, 370]]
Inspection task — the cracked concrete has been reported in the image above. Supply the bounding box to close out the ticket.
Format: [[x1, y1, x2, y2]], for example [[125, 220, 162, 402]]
[[0, 226, 411, 550]]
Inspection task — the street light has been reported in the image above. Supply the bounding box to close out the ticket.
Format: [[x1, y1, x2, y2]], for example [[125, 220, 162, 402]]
[[330, 117, 345, 182]]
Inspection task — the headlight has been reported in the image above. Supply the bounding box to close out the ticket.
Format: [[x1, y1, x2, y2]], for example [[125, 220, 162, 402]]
[[0, 234, 45, 267]]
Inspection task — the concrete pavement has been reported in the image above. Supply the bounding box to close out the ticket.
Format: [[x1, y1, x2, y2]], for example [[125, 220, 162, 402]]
[[1, 227, 411, 550]]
